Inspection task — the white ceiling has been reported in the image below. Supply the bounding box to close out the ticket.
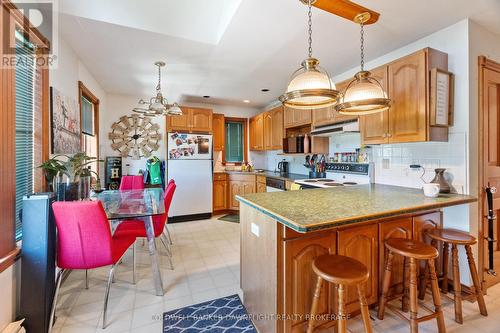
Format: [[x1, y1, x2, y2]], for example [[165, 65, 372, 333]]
[[57, 0, 500, 108]]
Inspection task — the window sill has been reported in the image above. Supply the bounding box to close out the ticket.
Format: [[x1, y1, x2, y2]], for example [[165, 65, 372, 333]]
[[0, 247, 21, 274]]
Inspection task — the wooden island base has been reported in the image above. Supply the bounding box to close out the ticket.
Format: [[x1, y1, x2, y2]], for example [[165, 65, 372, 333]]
[[240, 204, 443, 333]]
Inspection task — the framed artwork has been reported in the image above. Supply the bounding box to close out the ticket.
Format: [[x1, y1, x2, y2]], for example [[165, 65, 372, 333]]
[[50, 87, 81, 154], [430, 68, 454, 127]]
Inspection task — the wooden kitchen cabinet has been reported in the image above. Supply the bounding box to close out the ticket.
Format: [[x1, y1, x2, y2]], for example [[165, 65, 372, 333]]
[[359, 66, 390, 144], [263, 111, 273, 150], [212, 113, 225, 151], [284, 106, 311, 128], [357, 48, 448, 144], [249, 114, 264, 151], [228, 174, 256, 210], [167, 107, 213, 133], [256, 175, 266, 193], [213, 180, 227, 212], [337, 224, 378, 314], [379, 218, 413, 297], [270, 106, 284, 150], [283, 232, 336, 333]]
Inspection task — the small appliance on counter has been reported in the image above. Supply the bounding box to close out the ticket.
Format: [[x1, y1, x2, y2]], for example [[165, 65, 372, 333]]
[[295, 162, 374, 189], [277, 159, 289, 174]]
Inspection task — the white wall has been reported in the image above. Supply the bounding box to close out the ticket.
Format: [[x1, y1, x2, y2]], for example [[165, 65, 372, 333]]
[[101, 96, 260, 174], [0, 265, 17, 330]]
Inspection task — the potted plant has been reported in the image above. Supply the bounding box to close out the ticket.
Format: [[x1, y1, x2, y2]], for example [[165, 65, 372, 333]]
[[39, 153, 102, 201]]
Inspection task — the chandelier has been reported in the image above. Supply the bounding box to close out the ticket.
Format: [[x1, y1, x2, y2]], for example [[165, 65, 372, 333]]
[[335, 13, 391, 115], [279, 0, 340, 109], [133, 61, 182, 117]]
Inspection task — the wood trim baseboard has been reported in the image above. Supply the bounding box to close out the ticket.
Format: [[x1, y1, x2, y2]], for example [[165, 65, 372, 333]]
[[0, 247, 20, 273]]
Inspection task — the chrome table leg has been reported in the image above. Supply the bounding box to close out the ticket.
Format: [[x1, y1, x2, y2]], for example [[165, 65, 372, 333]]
[[145, 216, 164, 296], [48, 269, 64, 333]]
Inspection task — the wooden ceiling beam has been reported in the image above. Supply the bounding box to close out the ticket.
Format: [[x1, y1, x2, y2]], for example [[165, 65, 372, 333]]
[[312, 0, 380, 25]]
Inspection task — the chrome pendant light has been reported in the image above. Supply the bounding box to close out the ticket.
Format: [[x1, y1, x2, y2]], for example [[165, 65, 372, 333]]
[[279, 0, 339, 109], [335, 13, 390, 115], [133, 61, 182, 117]]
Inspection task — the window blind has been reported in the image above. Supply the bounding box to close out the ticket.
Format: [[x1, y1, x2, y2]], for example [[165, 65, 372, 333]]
[[15, 32, 35, 241], [81, 95, 94, 135], [225, 122, 244, 163]]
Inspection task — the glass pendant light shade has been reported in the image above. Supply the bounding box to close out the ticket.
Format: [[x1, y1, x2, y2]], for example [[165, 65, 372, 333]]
[[336, 71, 391, 115], [167, 103, 182, 115], [280, 58, 339, 109]]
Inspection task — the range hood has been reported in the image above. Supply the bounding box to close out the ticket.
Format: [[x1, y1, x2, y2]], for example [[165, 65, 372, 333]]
[[310, 119, 359, 136]]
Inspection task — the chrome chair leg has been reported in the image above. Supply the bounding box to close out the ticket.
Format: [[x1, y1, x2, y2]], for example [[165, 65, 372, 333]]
[[160, 236, 174, 270], [103, 264, 116, 329], [160, 234, 172, 256], [48, 269, 65, 333], [85, 269, 89, 289], [165, 225, 173, 245], [132, 241, 136, 284]]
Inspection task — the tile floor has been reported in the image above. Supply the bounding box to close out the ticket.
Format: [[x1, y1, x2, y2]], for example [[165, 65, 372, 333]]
[[54, 217, 500, 333]]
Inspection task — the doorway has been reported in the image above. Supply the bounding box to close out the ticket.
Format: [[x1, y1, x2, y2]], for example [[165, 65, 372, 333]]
[[478, 56, 500, 289]]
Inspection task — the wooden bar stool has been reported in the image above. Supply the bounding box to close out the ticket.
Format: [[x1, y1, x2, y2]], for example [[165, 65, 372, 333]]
[[378, 238, 446, 333], [307, 254, 373, 333], [418, 228, 487, 324]]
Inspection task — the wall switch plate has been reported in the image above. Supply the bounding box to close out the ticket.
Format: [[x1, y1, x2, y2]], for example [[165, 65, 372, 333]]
[[251, 223, 260, 237]]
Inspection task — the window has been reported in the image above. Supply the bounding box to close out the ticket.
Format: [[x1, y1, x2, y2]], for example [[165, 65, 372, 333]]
[[14, 31, 35, 241], [79, 81, 100, 175], [224, 118, 248, 164]]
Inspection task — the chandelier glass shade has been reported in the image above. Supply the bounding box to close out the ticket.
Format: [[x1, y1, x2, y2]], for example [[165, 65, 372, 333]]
[[279, 0, 339, 109], [133, 61, 182, 117], [335, 13, 390, 115]]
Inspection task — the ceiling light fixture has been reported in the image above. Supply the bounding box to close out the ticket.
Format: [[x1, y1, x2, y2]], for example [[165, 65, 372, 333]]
[[133, 61, 182, 117], [203, 95, 210, 99], [243, 100, 250, 103], [335, 13, 391, 115], [279, 0, 339, 110], [261, 88, 270, 92]]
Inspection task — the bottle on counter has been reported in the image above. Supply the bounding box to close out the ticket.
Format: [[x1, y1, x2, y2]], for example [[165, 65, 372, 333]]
[[303, 134, 310, 154]]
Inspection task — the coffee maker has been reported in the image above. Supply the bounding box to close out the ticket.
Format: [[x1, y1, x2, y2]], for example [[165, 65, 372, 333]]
[[277, 159, 289, 175]]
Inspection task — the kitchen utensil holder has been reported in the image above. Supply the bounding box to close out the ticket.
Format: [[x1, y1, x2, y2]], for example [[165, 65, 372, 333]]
[[309, 171, 326, 179]]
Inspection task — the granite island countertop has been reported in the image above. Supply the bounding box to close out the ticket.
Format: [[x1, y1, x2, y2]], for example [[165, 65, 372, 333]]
[[236, 184, 476, 233]]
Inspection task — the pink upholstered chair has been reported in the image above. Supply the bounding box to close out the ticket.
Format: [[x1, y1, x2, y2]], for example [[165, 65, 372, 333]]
[[49, 201, 136, 330], [119, 175, 145, 191], [114, 181, 176, 268]]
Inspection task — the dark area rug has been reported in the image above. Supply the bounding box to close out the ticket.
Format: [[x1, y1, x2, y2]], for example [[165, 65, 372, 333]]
[[163, 294, 257, 332], [218, 214, 240, 223]]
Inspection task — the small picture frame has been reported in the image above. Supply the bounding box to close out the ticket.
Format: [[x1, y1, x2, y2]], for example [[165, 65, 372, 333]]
[[430, 68, 454, 127]]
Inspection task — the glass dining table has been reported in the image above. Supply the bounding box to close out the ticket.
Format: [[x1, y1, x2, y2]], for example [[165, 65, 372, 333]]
[[94, 188, 165, 296]]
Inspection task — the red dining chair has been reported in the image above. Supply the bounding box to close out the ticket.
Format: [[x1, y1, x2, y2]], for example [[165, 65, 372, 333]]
[[49, 201, 137, 330], [119, 175, 145, 191], [114, 180, 176, 269]]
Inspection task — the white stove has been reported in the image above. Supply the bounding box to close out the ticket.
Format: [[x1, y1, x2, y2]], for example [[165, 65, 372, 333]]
[[295, 163, 373, 189]]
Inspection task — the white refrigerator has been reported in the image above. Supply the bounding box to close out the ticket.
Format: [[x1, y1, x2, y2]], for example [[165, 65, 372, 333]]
[[167, 132, 213, 220]]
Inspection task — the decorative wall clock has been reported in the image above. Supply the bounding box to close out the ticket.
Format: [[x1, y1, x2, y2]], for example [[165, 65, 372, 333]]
[[108, 114, 162, 160]]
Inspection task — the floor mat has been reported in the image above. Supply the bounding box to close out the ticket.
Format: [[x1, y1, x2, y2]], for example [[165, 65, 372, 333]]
[[163, 294, 257, 332], [218, 214, 240, 223]]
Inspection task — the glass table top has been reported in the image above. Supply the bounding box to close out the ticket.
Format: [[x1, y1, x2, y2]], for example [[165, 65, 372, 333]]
[[95, 188, 165, 220]]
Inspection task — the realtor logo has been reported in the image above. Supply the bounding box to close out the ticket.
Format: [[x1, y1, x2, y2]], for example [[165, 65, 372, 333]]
[[2, 0, 58, 68]]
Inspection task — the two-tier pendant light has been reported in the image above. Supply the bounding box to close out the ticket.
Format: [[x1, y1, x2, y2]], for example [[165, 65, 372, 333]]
[[133, 61, 183, 117], [335, 13, 391, 115], [279, 0, 340, 110]]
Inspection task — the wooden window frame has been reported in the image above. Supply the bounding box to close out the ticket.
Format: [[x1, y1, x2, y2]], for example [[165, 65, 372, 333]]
[[0, 1, 50, 272], [78, 81, 100, 174], [222, 117, 248, 165]]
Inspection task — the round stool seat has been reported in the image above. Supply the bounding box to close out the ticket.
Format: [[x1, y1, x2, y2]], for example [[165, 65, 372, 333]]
[[426, 228, 476, 245], [385, 238, 438, 259], [312, 254, 369, 285]]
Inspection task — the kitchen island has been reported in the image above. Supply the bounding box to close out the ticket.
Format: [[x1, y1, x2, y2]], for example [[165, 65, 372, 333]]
[[236, 184, 476, 333]]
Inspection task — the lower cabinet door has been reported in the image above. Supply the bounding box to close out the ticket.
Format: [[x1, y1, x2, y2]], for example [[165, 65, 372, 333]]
[[229, 182, 241, 210], [337, 224, 379, 314], [379, 218, 413, 297], [213, 180, 227, 211], [283, 233, 336, 333]]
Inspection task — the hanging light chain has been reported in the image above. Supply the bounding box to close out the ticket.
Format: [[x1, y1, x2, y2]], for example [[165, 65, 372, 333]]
[[156, 64, 161, 92], [307, 0, 313, 58], [360, 21, 365, 71]]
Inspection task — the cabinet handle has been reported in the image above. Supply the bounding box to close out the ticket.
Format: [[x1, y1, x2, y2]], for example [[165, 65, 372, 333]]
[[383, 133, 387, 138], [387, 133, 393, 138]]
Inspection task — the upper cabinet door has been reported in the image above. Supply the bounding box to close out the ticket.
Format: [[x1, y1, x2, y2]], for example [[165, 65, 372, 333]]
[[263, 111, 273, 150], [334, 79, 358, 123], [284, 107, 311, 128], [191, 108, 213, 133], [167, 108, 191, 132], [359, 66, 390, 144], [250, 114, 264, 150], [271, 106, 284, 150], [212, 113, 225, 151], [311, 106, 334, 128], [388, 51, 427, 143]]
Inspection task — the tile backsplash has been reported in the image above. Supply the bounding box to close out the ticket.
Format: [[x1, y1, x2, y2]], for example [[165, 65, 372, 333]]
[[250, 132, 468, 194]]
